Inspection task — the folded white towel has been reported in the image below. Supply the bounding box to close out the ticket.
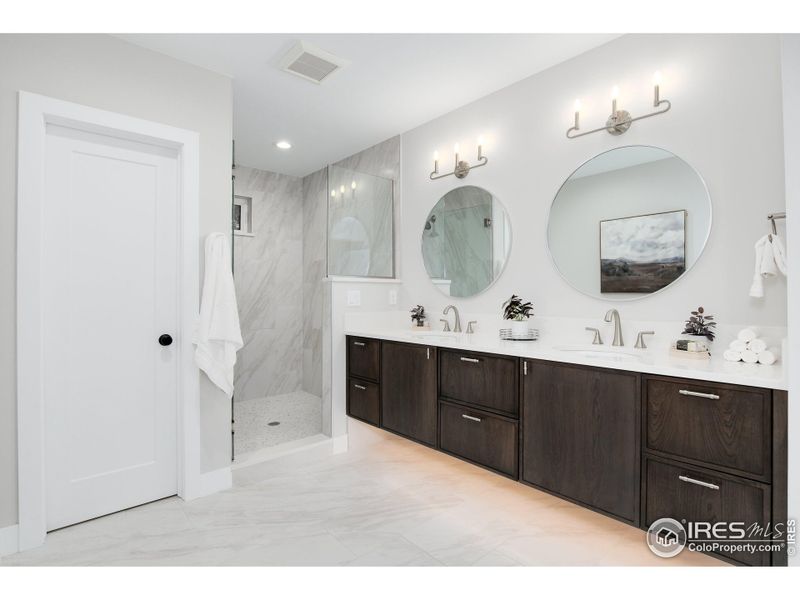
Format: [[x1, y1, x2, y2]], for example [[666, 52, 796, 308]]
[[193, 233, 243, 399], [729, 339, 747, 352], [748, 338, 767, 354], [723, 349, 742, 362], [741, 349, 759, 364], [772, 234, 788, 275], [749, 235, 768, 297], [738, 328, 759, 343], [757, 347, 780, 366]]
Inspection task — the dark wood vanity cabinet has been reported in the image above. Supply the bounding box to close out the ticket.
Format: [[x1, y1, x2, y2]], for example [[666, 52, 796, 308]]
[[380, 341, 438, 446], [521, 360, 641, 525], [642, 376, 787, 566], [345, 335, 787, 566]]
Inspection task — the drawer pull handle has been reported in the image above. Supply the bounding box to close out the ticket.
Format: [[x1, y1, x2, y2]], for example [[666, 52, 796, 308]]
[[353, 341, 366, 347], [679, 389, 720, 400], [678, 475, 720, 490], [354, 384, 367, 390], [462, 414, 482, 422], [460, 357, 480, 363]]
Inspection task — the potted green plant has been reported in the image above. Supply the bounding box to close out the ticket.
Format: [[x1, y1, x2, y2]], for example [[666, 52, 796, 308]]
[[410, 305, 427, 328], [502, 294, 534, 336], [681, 306, 716, 350]]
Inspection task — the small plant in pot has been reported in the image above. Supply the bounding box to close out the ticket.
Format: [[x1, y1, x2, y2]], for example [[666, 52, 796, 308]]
[[681, 306, 716, 346], [502, 294, 534, 336], [410, 305, 427, 328]]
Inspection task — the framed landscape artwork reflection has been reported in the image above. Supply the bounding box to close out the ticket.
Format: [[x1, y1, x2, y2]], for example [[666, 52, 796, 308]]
[[600, 209, 686, 294]]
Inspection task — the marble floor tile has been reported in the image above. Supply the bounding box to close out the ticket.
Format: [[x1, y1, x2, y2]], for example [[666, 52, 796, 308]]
[[2, 419, 725, 567]]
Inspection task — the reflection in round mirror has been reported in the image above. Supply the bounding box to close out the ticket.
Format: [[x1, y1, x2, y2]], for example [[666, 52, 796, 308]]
[[421, 185, 511, 298], [548, 146, 711, 300]]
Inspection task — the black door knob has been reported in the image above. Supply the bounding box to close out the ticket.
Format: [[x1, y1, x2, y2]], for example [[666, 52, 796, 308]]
[[158, 334, 173, 347]]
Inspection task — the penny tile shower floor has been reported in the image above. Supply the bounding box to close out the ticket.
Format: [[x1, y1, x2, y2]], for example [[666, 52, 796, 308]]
[[234, 391, 322, 455]]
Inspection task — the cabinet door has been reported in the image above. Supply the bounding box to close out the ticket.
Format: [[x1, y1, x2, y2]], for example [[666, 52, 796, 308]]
[[521, 361, 640, 524], [381, 342, 437, 446]]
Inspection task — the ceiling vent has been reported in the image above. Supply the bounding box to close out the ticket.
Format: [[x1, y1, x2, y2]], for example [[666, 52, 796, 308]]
[[279, 41, 348, 84]]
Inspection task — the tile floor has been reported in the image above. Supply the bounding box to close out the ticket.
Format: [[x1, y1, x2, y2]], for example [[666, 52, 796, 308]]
[[1, 419, 723, 566], [233, 391, 322, 455]]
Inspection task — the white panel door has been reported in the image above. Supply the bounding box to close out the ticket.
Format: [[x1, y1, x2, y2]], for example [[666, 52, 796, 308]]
[[42, 124, 179, 531]]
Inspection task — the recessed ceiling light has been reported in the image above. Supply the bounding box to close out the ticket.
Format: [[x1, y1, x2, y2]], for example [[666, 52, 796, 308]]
[[275, 140, 292, 150]]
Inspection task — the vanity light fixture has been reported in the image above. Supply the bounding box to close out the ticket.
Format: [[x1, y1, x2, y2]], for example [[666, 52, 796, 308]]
[[430, 137, 489, 180], [567, 72, 671, 139]]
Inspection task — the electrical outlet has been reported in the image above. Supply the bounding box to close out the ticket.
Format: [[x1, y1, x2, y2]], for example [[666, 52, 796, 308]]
[[388, 290, 398, 305], [346, 290, 361, 307]]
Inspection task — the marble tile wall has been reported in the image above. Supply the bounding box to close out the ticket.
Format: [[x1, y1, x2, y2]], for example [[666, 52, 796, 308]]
[[300, 136, 401, 403], [301, 168, 328, 398], [233, 166, 304, 401]]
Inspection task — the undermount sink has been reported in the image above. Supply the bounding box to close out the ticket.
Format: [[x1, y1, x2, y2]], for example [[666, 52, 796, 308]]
[[552, 344, 642, 363], [408, 330, 462, 343]]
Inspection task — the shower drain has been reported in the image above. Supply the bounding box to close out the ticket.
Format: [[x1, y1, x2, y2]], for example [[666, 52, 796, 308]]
[[268, 421, 280, 426]]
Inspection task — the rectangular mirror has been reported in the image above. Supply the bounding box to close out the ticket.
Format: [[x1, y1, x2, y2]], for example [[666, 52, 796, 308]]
[[327, 165, 394, 278]]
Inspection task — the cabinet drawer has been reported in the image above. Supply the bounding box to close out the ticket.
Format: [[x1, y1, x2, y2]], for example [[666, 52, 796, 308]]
[[645, 377, 771, 480], [347, 378, 380, 426], [439, 350, 518, 416], [439, 401, 518, 478], [347, 336, 380, 382], [644, 457, 771, 566]]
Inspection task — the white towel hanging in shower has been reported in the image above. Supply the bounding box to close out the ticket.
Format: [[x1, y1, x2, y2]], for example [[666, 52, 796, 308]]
[[193, 232, 243, 398]]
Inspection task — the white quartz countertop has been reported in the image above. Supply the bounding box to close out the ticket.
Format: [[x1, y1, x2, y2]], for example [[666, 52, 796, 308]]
[[344, 327, 788, 391]]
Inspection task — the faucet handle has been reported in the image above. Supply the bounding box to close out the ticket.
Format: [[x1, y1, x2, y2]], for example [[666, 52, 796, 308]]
[[466, 321, 477, 334], [634, 331, 655, 349], [440, 319, 451, 332], [585, 327, 603, 345]]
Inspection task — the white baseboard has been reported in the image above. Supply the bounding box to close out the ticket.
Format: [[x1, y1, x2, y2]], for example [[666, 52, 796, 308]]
[[0, 524, 19, 557], [332, 434, 349, 454], [196, 466, 232, 498]]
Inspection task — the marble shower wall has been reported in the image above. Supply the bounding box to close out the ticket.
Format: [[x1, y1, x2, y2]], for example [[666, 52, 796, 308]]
[[301, 136, 402, 402], [301, 168, 328, 398], [233, 166, 304, 401]]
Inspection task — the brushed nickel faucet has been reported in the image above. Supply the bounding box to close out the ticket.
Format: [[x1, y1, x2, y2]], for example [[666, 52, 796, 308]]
[[443, 305, 462, 333], [604, 309, 624, 347]]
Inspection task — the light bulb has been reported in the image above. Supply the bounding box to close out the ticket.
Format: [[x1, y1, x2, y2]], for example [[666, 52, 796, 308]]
[[275, 140, 292, 150], [574, 99, 582, 111], [477, 135, 485, 146], [454, 143, 460, 154], [330, 189, 336, 197], [340, 185, 345, 194], [351, 181, 356, 190], [653, 70, 662, 86], [433, 150, 439, 160], [611, 85, 619, 100]]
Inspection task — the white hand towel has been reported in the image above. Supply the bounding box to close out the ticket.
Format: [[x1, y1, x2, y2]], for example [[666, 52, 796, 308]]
[[771, 234, 788, 275], [737, 327, 759, 343], [747, 338, 767, 354], [749, 235, 768, 297], [760, 238, 777, 277], [723, 349, 742, 362], [729, 339, 747, 352], [757, 348, 780, 366], [741, 349, 759, 364], [193, 233, 243, 399]]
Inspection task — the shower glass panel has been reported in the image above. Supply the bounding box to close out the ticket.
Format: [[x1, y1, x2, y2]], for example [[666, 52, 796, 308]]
[[327, 165, 394, 278]]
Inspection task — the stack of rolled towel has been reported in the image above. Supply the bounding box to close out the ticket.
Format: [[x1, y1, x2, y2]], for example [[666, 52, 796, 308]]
[[723, 327, 779, 365]]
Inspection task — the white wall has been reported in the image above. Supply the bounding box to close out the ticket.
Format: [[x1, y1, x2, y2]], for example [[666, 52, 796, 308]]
[[399, 34, 787, 328], [0, 34, 233, 530], [780, 33, 799, 566]]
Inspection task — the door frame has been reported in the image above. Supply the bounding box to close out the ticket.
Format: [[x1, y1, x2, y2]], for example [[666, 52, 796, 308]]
[[16, 91, 202, 551]]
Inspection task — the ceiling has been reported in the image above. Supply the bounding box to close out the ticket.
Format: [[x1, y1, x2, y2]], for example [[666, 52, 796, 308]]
[[117, 34, 620, 177]]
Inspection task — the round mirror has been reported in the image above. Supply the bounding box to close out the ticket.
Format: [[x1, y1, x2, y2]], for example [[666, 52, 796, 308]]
[[421, 185, 511, 298], [548, 146, 711, 300]]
